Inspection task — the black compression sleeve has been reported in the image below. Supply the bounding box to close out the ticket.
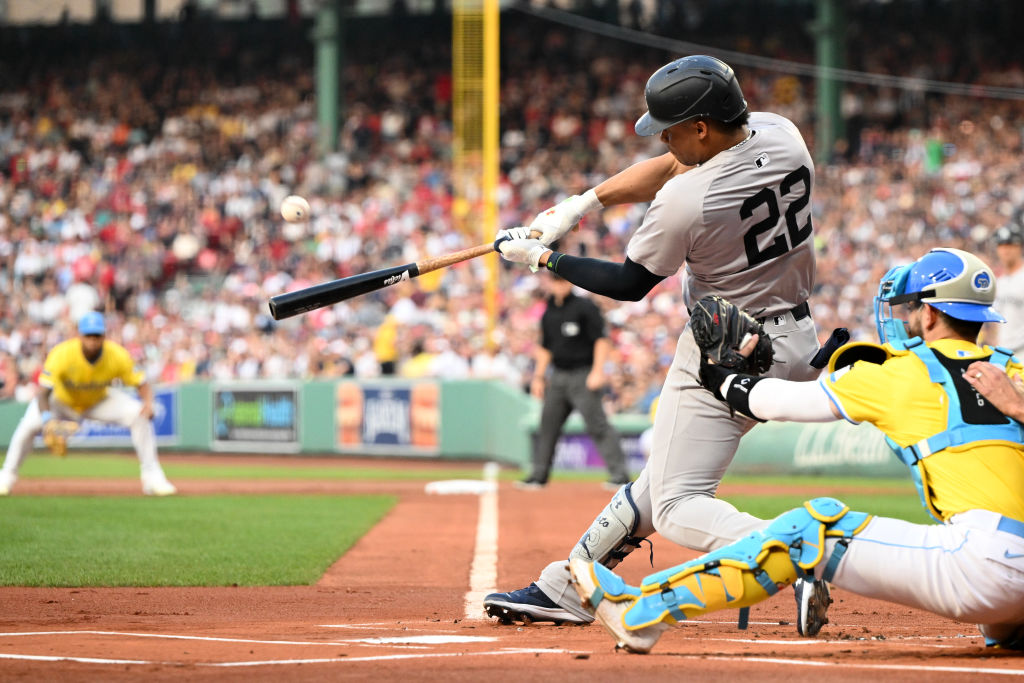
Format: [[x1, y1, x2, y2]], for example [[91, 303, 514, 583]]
[[545, 252, 665, 301]]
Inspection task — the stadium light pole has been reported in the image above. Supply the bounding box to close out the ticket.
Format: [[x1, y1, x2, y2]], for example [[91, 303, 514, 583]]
[[811, 0, 843, 163], [314, 0, 342, 155]]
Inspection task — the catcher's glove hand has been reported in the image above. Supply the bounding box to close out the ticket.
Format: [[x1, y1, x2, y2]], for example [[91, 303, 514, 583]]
[[690, 295, 774, 376], [42, 419, 79, 457]]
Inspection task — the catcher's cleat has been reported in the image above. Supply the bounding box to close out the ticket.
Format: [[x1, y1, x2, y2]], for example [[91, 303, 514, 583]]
[[568, 558, 668, 654], [483, 583, 590, 625], [794, 577, 832, 637]]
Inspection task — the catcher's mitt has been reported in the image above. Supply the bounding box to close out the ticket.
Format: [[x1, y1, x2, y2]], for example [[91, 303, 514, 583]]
[[42, 419, 79, 457], [690, 295, 774, 375]]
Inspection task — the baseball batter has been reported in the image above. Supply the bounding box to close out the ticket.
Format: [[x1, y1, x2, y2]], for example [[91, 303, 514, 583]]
[[990, 224, 1024, 357], [570, 248, 1024, 654], [0, 312, 176, 496], [487, 55, 829, 635]]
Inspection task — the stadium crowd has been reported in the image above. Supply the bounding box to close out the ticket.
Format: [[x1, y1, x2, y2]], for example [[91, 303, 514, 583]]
[[1, 11, 1023, 418]]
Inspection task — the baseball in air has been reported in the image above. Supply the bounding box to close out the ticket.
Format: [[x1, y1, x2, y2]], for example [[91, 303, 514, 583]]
[[281, 195, 311, 222]]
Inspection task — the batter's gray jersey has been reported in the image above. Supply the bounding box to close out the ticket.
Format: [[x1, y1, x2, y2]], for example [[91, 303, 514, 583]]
[[995, 266, 1024, 356], [627, 112, 815, 317]]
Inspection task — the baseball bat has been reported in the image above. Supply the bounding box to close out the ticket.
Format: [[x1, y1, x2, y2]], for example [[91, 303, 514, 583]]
[[268, 231, 539, 320]]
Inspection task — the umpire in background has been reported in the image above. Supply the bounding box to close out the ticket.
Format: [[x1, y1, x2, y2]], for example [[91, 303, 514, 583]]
[[520, 271, 629, 490]]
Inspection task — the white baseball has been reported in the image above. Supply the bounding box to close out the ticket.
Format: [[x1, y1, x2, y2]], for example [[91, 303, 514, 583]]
[[281, 195, 311, 222]]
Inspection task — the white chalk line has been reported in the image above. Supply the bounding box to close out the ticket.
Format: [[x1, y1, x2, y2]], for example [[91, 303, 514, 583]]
[[463, 462, 500, 620], [0, 629, 1012, 673], [0, 631, 492, 647], [705, 637, 972, 650], [0, 653, 154, 665], [0, 647, 579, 668], [674, 618, 976, 633], [203, 648, 578, 667], [0, 630, 360, 646]]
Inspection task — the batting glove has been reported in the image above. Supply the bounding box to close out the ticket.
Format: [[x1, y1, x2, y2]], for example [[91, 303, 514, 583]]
[[530, 189, 602, 246], [495, 234, 549, 271], [494, 227, 533, 242]]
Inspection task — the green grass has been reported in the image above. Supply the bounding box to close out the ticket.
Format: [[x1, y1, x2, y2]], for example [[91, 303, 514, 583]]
[[5, 454, 932, 588], [17, 454, 499, 482], [721, 493, 932, 524], [551, 472, 929, 522], [0, 495, 395, 587]]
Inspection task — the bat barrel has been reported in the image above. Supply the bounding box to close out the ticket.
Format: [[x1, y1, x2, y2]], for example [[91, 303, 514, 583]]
[[268, 263, 418, 320]]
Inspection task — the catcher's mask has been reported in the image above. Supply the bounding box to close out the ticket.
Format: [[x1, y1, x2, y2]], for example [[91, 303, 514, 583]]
[[634, 55, 748, 137], [874, 247, 1004, 344]]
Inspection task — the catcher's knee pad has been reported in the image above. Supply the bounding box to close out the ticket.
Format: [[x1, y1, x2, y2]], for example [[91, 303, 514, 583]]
[[569, 483, 651, 569], [618, 498, 870, 629]]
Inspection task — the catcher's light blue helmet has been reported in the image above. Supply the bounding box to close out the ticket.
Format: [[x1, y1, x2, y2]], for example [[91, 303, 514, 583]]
[[874, 247, 1004, 344]]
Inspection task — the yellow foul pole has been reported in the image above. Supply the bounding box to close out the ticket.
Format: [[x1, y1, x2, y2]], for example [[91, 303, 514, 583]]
[[453, 0, 500, 349], [482, 0, 500, 349]]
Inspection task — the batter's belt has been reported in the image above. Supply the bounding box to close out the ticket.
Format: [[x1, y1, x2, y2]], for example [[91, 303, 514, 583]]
[[686, 301, 810, 325], [755, 301, 810, 325]]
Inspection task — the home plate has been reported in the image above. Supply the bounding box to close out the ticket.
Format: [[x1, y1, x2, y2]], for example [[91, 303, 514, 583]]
[[425, 480, 497, 495]]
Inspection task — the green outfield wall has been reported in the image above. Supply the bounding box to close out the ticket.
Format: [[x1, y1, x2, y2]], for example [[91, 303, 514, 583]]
[[0, 379, 904, 477]]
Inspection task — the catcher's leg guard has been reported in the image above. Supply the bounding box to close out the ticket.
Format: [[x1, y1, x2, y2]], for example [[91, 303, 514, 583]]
[[569, 482, 653, 569], [575, 498, 871, 636]]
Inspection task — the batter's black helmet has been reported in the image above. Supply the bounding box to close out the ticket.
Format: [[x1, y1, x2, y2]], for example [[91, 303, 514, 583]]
[[635, 55, 748, 137], [995, 224, 1023, 246]]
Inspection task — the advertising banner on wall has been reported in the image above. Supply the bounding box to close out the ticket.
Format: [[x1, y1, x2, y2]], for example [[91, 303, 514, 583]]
[[336, 380, 440, 455], [35, 386, 179, 449], [211, 383, 300, 452], [549, 433, 648, 474]]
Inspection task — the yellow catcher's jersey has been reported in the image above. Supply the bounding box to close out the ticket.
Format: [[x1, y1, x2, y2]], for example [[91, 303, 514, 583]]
[[39, 339, 145, 412], [821, 339, 1024, 521]]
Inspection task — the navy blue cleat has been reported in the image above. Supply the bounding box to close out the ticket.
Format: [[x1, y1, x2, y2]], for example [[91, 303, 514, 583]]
[[483, 583, 590, 625]]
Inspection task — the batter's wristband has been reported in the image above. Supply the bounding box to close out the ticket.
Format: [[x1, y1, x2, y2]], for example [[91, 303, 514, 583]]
[[40, 410, 52, 424], [546, 251, 565, 272]]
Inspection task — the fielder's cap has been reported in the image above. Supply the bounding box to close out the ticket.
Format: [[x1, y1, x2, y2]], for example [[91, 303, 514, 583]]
[[995, 224, 1023, 245], [78, 311, 106, 336]]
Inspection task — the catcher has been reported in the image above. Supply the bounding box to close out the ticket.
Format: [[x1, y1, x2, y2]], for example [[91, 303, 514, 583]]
[[570, 248, 1024, 653], [0, 312, 176, 496]]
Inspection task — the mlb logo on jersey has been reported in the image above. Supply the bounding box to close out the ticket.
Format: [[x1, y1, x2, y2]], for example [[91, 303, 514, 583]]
[[754, 153, 770, 168]]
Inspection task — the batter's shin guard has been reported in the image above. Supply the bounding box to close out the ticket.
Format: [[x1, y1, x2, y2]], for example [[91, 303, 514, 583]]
[[568, 483, 653, 569]]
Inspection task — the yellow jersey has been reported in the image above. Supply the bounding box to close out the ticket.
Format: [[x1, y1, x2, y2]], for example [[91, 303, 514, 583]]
[[822, 338, 1024, 522], [39, 339, 146, 412]]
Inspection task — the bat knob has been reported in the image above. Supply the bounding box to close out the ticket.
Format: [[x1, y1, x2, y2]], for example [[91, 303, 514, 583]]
[[493, 235, 511, 252]]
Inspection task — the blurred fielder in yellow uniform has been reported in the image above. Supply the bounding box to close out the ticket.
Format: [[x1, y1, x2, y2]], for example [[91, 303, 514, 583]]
[[569, 248, 1024, 653], [0, 312, 176, 496]]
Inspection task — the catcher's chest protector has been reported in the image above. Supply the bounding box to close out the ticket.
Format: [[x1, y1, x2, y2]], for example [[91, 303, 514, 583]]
[[884, 338, 1024, 521]]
